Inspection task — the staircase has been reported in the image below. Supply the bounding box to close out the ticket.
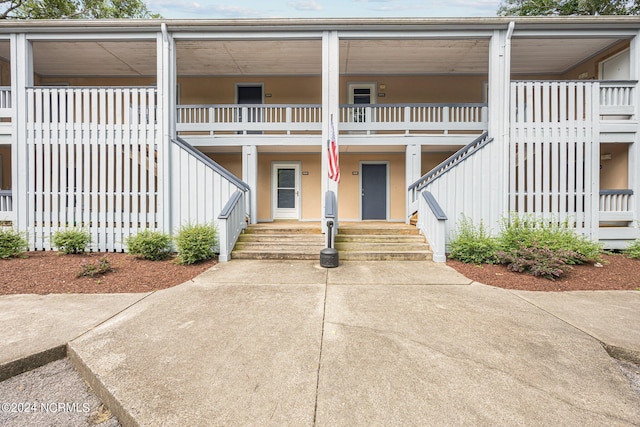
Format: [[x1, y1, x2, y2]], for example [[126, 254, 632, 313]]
[[232, 223, 325, 260], [336, 222, 432, 261], [231, 222, 432, 261]]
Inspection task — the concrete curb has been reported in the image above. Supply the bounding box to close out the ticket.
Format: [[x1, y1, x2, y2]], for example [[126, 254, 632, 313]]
[[0, 345, 67, 382]]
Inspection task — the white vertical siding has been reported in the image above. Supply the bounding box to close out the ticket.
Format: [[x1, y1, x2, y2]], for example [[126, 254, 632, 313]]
[[25, 87, 159, 252], [509, 81, 600, 239]]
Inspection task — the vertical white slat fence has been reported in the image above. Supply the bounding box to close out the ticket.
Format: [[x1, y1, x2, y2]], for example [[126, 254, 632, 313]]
[[171, 137, 250, 261], [26, 87, 159, 251], [408, 132, 497, 261], [509, 81, 600, 239]]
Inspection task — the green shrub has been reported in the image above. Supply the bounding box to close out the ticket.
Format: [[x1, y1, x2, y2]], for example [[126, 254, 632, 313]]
[[174, 223, 217, 265], [496, 246, 579, 280], [52, 228, 91, 254], [623, 240, 640, 260], [0, 228, 28, 259], [449, 216, 499, 264], [497, 214, 602, 263], [77, 256, 114, 278], [126, 230, 173, 261]]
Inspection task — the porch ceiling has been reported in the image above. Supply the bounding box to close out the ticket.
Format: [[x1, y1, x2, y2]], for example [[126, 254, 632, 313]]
[[0, 36, 626, 78]]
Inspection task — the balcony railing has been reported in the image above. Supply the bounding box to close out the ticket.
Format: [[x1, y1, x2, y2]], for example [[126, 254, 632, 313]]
[[600, 81, 636, 118], [0, 190, 12, 222], [600, 189, 634, 222], [176, 103, 488, 136]]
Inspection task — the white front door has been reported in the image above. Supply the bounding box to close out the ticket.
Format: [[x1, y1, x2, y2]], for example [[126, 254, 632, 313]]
[[272, 163, 300, 219]]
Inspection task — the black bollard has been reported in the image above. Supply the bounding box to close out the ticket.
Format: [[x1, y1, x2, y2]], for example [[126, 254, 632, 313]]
[[320, 220, 339, 268]]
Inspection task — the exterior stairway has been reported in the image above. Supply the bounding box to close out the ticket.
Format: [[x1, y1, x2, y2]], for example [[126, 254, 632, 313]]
[[336, 222, 433, 261], [232, 223, 325, 260], [231, 222, 432, 261]]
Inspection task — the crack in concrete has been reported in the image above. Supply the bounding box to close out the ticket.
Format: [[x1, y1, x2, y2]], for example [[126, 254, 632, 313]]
[[312, 269, 329, 426], [324, 319, 638, 424]]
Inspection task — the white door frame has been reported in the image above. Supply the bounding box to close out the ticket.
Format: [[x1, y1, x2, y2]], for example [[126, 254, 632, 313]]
[[599, 48, 630, 80], [348, 82, 377, 104], [359, 161, 390, 221], [235, 83, 265, 104], [272, 162, 301, 220]]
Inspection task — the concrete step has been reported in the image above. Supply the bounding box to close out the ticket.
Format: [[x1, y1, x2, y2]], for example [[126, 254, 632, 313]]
[[237, 234, 324, 243], [335, 234, 425, 243], [340, 251, 433, 261], [338, 224, 420, 236], [243, 225, 322, 235], [335, 242, 429, 252], [231, 250, 322, 260]]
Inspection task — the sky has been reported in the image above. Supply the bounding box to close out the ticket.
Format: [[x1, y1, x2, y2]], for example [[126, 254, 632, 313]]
[[146, 0, 503, 20]]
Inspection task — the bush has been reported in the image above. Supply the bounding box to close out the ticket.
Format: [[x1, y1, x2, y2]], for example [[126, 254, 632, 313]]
[[52, 229, 91, 254], [174, 223, 217, 265], [77, 256, 114, 278], [497, 246, 581, 280], [623, 239, 640, 260], [0, 228, 28, 259], [449, 216, 499, 264], [497, 214, 602, 263], [126, 230, 173, 261]]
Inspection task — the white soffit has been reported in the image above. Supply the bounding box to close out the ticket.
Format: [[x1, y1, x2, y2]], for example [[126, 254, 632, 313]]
[[32, 41, 156, 76], [4, 35, 627, 78], [511, 38, 619, 74], [176, 39, 322, 76], [340, 39, 490, 74]]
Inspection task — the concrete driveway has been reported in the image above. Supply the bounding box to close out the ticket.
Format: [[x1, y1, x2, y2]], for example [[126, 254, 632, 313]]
[[2, 260, 639, 426]]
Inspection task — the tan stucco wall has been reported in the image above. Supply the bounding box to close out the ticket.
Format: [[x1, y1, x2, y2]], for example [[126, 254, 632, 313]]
[[176, 75, 487, 105], [338, 153, 406, 221], [205, 153, 242, 178], [38, 76, 156, 86], [178, 76, 322, 105], [600, 143, 629, 190], [341, 75, 487, 104], [422, 152, 456, 175], [0, 58, 9, 87], [256, 153, 322, 221], [0, 146, 11, 189]]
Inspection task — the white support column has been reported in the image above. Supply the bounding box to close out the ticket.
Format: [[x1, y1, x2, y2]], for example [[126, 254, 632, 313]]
[[321, 30, 340, 232], [158, 24, 176, 234], [487, 23, 513, 229], [11, 33, 33, 235], [242, 145, 258, 224], [405, 143, 421, 222], [630, 30, 640, 228]]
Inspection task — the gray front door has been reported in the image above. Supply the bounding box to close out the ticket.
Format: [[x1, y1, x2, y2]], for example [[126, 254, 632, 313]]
[[361, 163, 387, 220]]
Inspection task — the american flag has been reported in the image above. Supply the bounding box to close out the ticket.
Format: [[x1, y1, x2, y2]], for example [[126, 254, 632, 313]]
[[328, 118, 340, 183]]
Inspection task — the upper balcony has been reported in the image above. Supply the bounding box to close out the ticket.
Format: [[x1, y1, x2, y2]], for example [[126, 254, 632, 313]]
[[176, 102, 489, 146]]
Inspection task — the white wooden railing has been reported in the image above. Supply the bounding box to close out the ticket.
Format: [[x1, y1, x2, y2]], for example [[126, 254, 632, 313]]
[[171, 137, 250, 262], [176, 103, 488, 135], [599, 189, 634, 221], [408, 132, 491, 214], [218, 190, 247, 262], [340, 103, 487, 134], [0, 190, 12, 222], [408, 132, 495, 262], [0, 86, 12, 134], [600, 81, 636, 118], [176, 104, 322, 134]]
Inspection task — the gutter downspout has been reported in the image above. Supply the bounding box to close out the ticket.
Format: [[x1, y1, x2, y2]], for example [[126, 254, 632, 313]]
[[503, 21, 515, 218]]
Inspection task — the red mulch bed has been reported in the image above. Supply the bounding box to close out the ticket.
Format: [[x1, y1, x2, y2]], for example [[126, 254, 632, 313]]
[[0, 251, 216, 295], [447, 253, 640, 292]]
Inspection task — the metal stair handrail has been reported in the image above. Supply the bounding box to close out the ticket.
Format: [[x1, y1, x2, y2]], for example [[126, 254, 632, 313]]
[[408, 132, 492, 192]]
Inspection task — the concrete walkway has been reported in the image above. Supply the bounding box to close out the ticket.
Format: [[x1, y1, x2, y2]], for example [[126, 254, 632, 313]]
[[2, 260, 640, 426]]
